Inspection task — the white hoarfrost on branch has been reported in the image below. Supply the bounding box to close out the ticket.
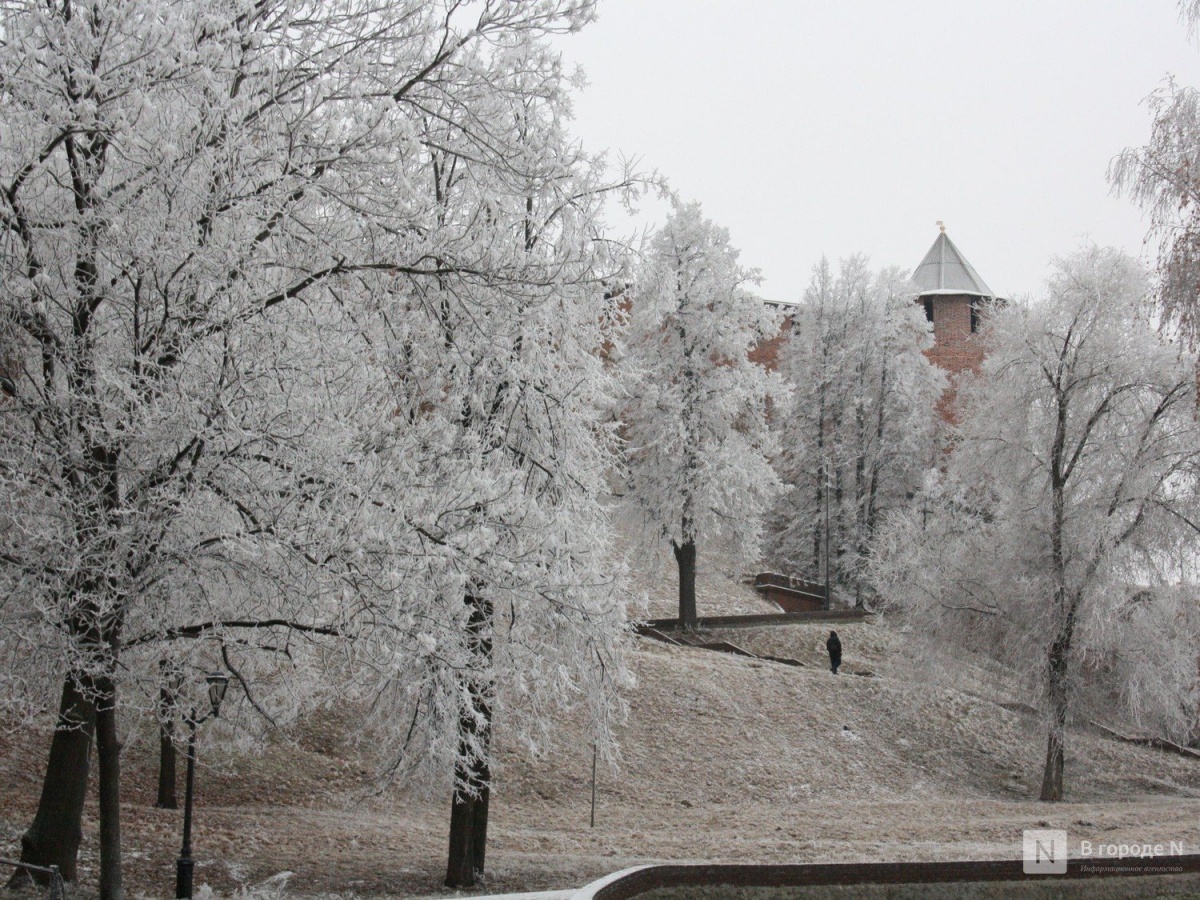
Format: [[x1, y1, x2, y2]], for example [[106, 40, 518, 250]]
[[767, 256, 943, 607], [871, 246, 1200, 802], [1111, 0, 1200, 344], [620, 201, 790, 628], [0, 0, 637, 892]]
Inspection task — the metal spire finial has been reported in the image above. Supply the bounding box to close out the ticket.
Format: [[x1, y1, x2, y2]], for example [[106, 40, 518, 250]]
[[937, 220, 945, 233]]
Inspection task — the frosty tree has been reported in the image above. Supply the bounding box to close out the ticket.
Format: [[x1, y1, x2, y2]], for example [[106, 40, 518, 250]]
[[0, 1, 634, 894], [348, 37, 637, 889], [768, 256, 943, 607], [871, 247, 1200, 801], [621, 201, 788, 628], [1111, 0, 1200, 343]]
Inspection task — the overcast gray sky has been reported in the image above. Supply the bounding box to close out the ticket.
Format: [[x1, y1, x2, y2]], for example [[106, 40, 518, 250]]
[[554, 1, 1199, 304]]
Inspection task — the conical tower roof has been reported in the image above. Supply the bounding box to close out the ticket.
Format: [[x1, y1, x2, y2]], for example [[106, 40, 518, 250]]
[[912, 225, 994, 298]]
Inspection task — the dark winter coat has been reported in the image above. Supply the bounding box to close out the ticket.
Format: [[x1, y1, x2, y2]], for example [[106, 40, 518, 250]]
[[826, 630, 842, 674]]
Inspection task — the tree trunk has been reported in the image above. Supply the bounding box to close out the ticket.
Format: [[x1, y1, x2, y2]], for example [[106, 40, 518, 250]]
[[156, 676, 178, 809], [834, 466, 845, 576], [1042, 410, 1074, 803], [853, 389, 867, 608], [445, 723, 492, 889], [8, 674, 95, 887], [444, 746, 491, 888], [673, 538, 697, 629], [95, 674, 123, 900], [472, 759, 490, 876], [813, 394, 826, 579], [1041, 374, 1073, 803], [444, 594, 494, 889], [159, 691, 180, 811], [1040, 723, 1065, 802], [813, 474, 823, 583], [1039, 636, 1070, 801], [444, 787, 478, 888]]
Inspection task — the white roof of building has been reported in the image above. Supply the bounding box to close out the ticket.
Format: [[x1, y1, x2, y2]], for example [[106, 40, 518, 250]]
[[912, 226, 995, 299]]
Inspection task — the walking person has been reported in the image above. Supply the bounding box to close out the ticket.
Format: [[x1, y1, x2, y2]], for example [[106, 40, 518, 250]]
[[826, 630, 842, 674]]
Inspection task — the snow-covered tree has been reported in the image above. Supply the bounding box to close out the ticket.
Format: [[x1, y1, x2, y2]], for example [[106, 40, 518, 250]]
[[871, 246, 1200, 801], [349, 45, 637, 887], [621, 201, 789, 628], [0, 1, 635, 893], [769, 256, 943, 607], [1111, 0, 1200, 343]]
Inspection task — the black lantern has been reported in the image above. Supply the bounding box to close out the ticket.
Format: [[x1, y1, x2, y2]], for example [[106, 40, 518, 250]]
[[175, 672, 232, 899], [206, 672, 229, 718]]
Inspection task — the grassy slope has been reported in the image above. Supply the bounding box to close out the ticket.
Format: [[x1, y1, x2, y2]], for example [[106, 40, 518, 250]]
[[3, 551, 1200, 897]]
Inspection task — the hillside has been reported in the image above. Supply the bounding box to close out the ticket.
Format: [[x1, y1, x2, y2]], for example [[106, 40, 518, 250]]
[[3, 549, 1200, 898]]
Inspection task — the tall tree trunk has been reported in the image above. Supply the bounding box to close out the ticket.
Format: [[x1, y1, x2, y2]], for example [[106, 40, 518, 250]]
[[812, 476, 823, 580], [443, 753, 490, 888], [1040, 635, 1070, 801], [673, 537, 697, 629], [94, 673, 123, 900], [8, 674, 95, 887], [857, 459, 882, 611], [471, 759, 490, 876], [834, 465, 845, 576], [813, 389, 826, 579], [444, 756, 490, 887], [445, 594, 494, 889], [1041, 391, 1073, 803], [156, 687, 178, 809], [444, 787, 478, 888], [1040, 723, 1066, 802], [853, 376, 867, 608]]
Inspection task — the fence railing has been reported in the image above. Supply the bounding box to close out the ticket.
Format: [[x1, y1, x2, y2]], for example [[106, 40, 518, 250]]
[[0, 858, 66, 899], [752, 572, 829, 611]]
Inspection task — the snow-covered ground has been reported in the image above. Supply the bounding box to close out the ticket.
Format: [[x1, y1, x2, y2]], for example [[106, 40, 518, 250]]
[[3, 545, 1199, 898]]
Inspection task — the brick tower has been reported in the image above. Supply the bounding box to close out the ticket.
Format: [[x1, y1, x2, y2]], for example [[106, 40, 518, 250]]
[[912, 223, 998, 418]]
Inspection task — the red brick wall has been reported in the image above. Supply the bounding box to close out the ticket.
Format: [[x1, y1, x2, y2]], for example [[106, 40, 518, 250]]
[[748, 294, 996, 428], [925, 295, 985, 376], [923, 294, 987, 423], [748, 313, 792, 371], [599, 287, 632, 362]]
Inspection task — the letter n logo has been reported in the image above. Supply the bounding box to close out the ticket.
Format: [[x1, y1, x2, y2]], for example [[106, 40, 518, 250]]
[[1023, 829, 1068, 874]]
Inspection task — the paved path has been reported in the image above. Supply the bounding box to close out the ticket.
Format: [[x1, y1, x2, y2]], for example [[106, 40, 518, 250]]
[[409, 892, 574, 899]]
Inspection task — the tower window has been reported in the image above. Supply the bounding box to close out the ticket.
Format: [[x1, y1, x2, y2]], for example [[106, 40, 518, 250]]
[[923, 298, 933, 323], [970, 301, 979, 334]]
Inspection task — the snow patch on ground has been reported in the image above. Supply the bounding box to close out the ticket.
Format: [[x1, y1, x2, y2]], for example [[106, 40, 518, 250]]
[[3, 533, 1200, 897]]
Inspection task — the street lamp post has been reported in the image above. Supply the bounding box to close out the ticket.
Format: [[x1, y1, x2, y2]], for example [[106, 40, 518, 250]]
[[175, 673, 229, 900]]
